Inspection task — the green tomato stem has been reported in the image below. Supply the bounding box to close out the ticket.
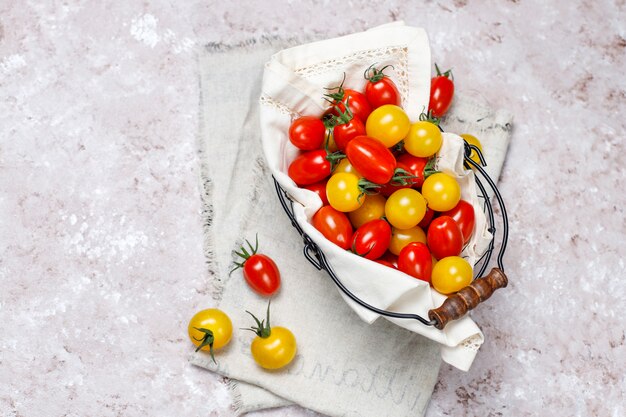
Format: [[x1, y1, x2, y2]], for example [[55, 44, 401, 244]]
[[193, 327, 217, 364]]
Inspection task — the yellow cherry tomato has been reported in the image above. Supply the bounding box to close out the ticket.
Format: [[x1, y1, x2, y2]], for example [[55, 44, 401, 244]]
[[404, 121, 443, 157], [431, 256, 473, 294], [246, 303, 297, 370], [333, 158, 362, 177], [348, 193, 386, 229], [460, 133, 484, 166], [326, 172, 364, 212], [365, 105, 411, 147], [188, 308, 233, 362], [251, 326, 297, 370], [389, 225, 427, 255], [384, 188, 426, 230], [421, 172, 461, 211]]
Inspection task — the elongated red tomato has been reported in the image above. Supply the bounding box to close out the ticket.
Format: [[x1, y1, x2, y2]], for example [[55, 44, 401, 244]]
[[398, 242, 432, 283], [351, 219, 391, 260], [428, 65, 454, 118], [427, 216, 463, 260], [365, 65, 401, 108], [312, 206, 353, 250], [233, 237, 281, 296], [345, 136, 396, 184], [303, 180, 329, 206], [289, 116, 326, 150], [441, 200, 475, 244], [243, 255, 280, 295], [288, 150, 331, 186]]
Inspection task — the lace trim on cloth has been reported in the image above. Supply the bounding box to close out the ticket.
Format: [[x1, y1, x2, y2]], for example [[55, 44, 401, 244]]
[[292, 46, 410, 104], [460, 334, 483, 352], [259, 94, 298, 117]]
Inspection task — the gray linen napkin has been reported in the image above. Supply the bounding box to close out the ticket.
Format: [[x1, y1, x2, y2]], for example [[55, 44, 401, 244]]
[[192, 39, 512, 417]]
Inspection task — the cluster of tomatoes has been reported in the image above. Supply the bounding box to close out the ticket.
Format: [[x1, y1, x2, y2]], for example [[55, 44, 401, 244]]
[[188, 237, 296, 370], [287, 64, 482, 295]]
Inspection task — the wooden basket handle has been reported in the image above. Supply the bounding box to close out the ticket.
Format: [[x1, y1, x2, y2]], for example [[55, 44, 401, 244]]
[[428, 267, 508, 330]]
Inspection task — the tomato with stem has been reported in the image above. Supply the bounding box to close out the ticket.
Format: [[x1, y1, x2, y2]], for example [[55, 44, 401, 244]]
[[378, 161, 421, 197], [331, 99, 366, 151], [188, 308, 233, 363], [397, 154, 436, 189], [364, 64, 401, 108], [325, 76, 372, 122], [245, 302, 297, 370], [326, 172, 365, 212], [231, 235, 281, 296], [428, 64, 454, 118]]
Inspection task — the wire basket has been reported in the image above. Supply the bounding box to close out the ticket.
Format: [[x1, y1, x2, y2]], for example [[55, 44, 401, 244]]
[[274, 141, 509, 330]]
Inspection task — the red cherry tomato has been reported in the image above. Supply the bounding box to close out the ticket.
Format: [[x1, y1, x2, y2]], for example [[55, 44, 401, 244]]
[[398, 242, 432, 283], [233, 237, 281, 296], [345, 136, 396, 184], [428, 65, 454, 118], [288, 116, 327, 150], [441, 200, 475, 245], [341, 89, 372, 122], [364, 65, 401, 108], [427, 216, 463, 260], [351, 219, 392, 260], [378, 161, 414, 197], [418, 207, 436, 229], [312, 206, 353, 250], [325, 85, 372, 122], [397, 154, 432, 189], [288, 149, 331, 186], [375, 258, 396, 269], [303, 180, 329, 206], [332, 108, 366, 152], [379, 251, 399, 269]]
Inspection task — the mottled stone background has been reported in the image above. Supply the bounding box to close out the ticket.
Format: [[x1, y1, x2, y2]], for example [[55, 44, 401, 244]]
[[1, 1, 624, 416]]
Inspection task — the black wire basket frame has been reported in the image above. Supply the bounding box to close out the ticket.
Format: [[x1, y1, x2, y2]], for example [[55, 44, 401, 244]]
[[274, 142, 508, 327]]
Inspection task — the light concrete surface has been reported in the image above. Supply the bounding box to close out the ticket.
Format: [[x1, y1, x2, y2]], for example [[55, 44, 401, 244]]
[[1, 1, 624, 416]]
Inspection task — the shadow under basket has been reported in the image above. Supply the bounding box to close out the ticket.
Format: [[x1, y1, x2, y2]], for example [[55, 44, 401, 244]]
[[274, 141, 509, 330]]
